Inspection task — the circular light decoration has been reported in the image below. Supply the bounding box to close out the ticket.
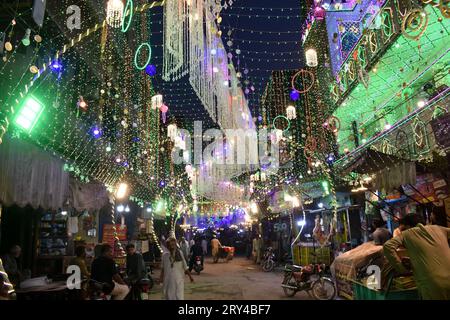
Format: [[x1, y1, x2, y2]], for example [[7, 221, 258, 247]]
[[145, 64, 157, 76], [401, 8, 428, 40], [326, 116, 341, 133], [134, 42, 152, 70], [121, 0, 134, 33], [305, 48, 318, 67], [272, 115, 291, 133], [291, 69, 315, 94]]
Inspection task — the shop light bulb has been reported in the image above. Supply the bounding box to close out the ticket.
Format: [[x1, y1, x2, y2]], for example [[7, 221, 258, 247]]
[[297, 220, 306, 227], [125, 205, 130, 213], [15, 95, 45, 133], [117, 205, 125, 212], [116, 183, 128, 199], [318, 202, 324, 209], [146, 207, 152, 213], [417, 100, 426, 108], [384, 124, 392, 130]]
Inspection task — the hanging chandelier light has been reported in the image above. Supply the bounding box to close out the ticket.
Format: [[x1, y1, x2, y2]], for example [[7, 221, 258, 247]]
[[106, 0, 124, 28]]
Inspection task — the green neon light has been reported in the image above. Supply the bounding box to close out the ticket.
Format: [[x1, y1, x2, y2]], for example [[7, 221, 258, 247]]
[[134, 42, 152, 70], [272, 115, 291, 133], [121, 0, 134, 33], [322, 180, 330, 195], [15, 95, 45, 133]]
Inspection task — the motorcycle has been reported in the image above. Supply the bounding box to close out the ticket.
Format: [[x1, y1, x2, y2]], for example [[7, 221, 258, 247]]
[[262, 247, 275, 272], [193, 256, 204, 275], [125, 277, 153, 300], [281, 263, 336, 300]]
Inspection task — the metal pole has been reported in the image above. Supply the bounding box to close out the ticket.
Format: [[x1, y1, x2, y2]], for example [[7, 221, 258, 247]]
[[346, 208, 352, 249]]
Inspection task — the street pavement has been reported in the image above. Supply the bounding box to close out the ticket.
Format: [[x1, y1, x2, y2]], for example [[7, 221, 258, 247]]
[[146, 256, 314, 300]]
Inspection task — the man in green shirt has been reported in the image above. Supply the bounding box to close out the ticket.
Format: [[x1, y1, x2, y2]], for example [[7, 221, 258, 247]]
[[383, 213, 450, 300]]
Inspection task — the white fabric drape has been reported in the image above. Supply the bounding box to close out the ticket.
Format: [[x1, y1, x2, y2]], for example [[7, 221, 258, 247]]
[[0, 136, 109, 211], [0, 136, 70, 210]]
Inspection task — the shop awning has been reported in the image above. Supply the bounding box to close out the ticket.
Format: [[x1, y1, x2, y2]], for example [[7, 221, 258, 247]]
[[340, 149, 404, 175], [339, 149, 416, 192]]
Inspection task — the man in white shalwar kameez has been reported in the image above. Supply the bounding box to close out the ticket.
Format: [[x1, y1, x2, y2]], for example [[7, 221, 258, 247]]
[[160, 237, 193, 300]]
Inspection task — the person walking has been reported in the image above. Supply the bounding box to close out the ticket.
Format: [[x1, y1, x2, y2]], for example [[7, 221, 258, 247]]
[[179, 237, 190, 262], [160, 237, 194, 300], [201, 237, 208, 256], [252, 235, 262, 264], [383, 212, 450, 300], [211, 235, 222, 263]]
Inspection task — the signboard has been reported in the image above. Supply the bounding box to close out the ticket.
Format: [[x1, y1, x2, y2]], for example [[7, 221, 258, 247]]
[[403, 174, 449, 204]]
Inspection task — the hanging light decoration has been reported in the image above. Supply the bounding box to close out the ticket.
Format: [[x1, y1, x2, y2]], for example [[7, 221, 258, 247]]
[[167, 123, 178, 141], [160, 104, 169, 123], [305, 48, 318, 67], [286, 105, 296, 120], [260, 172, 267, 182], [151, 94, 163, 110], [106, 0, 124, 28]]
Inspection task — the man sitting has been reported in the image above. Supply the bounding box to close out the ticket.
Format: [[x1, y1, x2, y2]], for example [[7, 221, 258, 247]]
[[91, 244, 129, 300], [188, 239, 204, 272]]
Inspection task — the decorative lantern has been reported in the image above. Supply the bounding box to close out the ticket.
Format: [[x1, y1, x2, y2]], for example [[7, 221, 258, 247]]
[[286, 105, 296, 120], [151, 94, 163, 110], [260, 172, 267, 182], [167, 123, 177, 141], [305, 48, 318, 67], [106, 0, 124, 28]]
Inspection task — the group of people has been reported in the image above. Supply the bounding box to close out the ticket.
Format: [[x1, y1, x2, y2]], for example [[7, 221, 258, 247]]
[[68, 243, 148, 300], [369, 211, 450, 300]]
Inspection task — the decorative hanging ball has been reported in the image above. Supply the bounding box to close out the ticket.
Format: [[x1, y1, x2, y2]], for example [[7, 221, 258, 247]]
[[151, 94, 163, 110], [145, 64, 157, 76], [5, 42, 13, 52], [34, 34, 42, 43], [286, 105, 297, 120], [314, 6, 326, 20], [160, 104, 169, 123], [290, 90, 300, 101], [30, 65, 39, 74], [305, 48, 318, 67]]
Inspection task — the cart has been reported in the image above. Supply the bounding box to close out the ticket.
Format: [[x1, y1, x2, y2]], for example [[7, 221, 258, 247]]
[[214, 246, 235, 263]]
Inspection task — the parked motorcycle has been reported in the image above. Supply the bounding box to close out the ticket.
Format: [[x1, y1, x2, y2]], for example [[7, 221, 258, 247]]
[[281, 263, 336, 300], [193, 256, 204, 275], [262, 247, 275, 272], [125, 277, 153, 300]]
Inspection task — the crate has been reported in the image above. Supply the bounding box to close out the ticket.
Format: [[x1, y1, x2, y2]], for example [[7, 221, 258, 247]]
[[293, 245, 331, 266], [352, 282, 419, 300]]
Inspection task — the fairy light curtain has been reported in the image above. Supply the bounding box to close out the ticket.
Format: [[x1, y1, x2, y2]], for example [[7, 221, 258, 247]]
[[163, 0, 254, 132]]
